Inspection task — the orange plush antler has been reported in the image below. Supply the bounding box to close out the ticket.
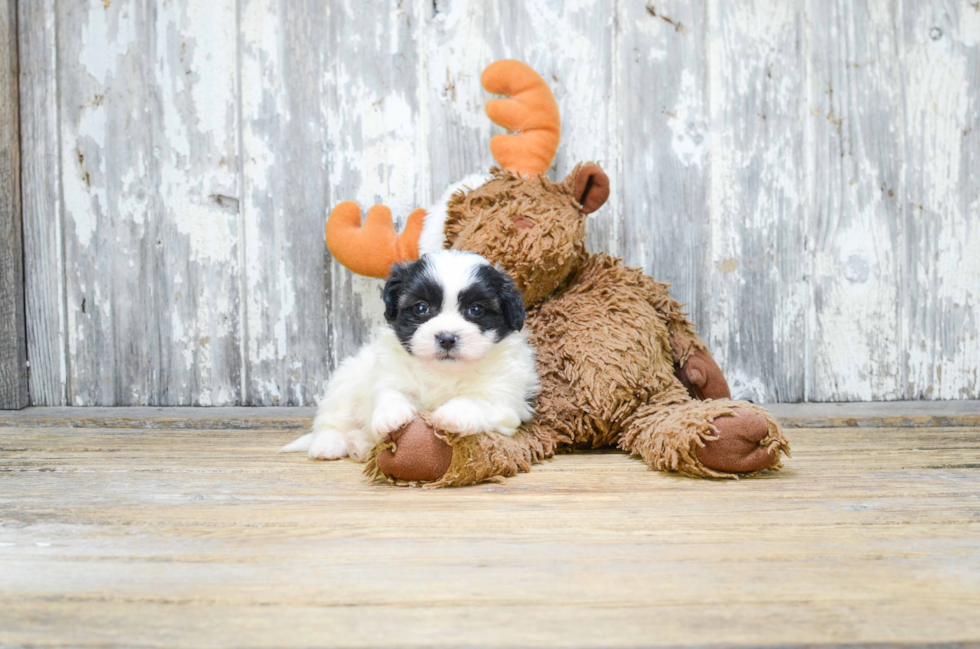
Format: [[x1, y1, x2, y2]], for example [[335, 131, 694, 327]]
[[325, 202, 426, 278], [481, 60, 561, 177]]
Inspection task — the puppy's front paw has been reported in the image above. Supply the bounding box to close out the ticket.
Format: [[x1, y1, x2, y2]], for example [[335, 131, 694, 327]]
[[372, 401, 417, 437], [432, 401, 486, 436], [308, 430, 348, 461], [345, 434, 375, 463]]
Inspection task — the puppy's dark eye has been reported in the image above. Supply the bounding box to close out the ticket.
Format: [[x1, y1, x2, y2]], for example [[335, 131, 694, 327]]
[[413, 302, 429, 316], [467, 304, 485, 318]]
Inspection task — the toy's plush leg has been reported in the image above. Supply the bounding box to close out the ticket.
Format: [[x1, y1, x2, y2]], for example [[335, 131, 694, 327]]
[[619, 387, 790, 478], [364, 413, 564, 488]]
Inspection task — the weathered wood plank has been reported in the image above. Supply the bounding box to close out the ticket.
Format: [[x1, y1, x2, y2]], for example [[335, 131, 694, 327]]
[[315, 0, 425, 378], [424, 0, 620, 254], [1, 600, 978, 649], [11, 1, 980, 406], [17, 0, 66, 406], [238, 0, 333, 405], [238, 0, 424, 405], [806, 0, 906, 401], [902, 0, 980, 400], [0, 0, 28, 410], [706, 0, 808, 402], [1, 424, 979, 647], [618, 0, 710, 333], [1, 401, 978, 431], [56, 0, 243, 405], [0, 405, 316, 430]]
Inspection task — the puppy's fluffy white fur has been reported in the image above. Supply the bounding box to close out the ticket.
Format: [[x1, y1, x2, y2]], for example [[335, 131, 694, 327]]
[[281, 251, 538, 461]]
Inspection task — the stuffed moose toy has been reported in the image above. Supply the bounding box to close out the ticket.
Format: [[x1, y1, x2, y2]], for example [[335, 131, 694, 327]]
[[324, 60, 790, 487]]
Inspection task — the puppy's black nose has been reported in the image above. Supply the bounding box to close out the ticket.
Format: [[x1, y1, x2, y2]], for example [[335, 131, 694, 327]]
[[436, 332, 458, 350]]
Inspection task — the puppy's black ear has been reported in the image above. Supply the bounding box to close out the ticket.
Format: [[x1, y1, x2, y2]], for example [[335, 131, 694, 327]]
[[383, 263, 410, 323], [496, 269, 526, 332]]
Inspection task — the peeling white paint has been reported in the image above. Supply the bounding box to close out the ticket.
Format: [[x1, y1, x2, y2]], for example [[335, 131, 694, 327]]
[[62, 105, 107, 249], [78, 1, 134, 84], [170, 198, 237, 264], [668, 70, 707, 167]]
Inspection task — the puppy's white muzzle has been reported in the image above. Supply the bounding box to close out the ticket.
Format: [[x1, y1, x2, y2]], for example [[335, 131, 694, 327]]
[[410, 313, 494, 364]]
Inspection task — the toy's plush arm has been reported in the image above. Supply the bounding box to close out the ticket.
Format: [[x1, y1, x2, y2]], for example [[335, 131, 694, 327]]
[[367, 347, 579, 487], [637, 275, 706, 365], [325, 202, 427, 279], [636, 274, 730, 400]]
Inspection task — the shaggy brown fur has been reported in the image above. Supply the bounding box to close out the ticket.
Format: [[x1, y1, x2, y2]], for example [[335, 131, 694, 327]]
[[367, 165, 790, 487]]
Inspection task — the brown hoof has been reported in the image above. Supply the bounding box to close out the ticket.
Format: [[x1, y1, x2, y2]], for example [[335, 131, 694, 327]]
[[696, 408, 777, 473], [676, 350, 731, 400], [376, 415, 453, 482]]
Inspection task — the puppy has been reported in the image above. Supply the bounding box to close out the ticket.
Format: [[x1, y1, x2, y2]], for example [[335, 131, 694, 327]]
[[280, 250, 538, 461]]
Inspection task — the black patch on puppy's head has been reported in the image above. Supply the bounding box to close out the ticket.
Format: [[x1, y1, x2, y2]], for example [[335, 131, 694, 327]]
[[458, 264, 526, 339], [383, 256, 443, 349]]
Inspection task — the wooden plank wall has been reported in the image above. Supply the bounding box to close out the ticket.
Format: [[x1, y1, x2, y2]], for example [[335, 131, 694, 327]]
[[15, 0, 980, 406], [0, 0, 28, 409]]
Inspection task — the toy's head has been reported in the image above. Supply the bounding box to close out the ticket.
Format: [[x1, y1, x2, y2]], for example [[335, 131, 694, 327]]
[[325, 60, 609, 307], [441, 164, 607, 306]]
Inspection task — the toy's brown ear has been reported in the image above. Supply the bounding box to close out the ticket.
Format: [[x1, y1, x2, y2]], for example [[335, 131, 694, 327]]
[[572, 163, 610, 214]]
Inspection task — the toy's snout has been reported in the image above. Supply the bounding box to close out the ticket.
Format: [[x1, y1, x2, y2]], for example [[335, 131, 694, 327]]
[[511, 214, 535, 230]]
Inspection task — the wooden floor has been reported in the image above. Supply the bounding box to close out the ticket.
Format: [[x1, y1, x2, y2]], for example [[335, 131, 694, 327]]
[[1, 406, 979, 648]]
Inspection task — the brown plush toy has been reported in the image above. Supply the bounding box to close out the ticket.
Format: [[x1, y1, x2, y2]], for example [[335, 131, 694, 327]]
[[325, 60, 790, 487]]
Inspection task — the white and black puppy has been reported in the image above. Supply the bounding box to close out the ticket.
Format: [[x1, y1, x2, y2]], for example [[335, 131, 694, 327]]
[[280, 250, 538, 461]]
